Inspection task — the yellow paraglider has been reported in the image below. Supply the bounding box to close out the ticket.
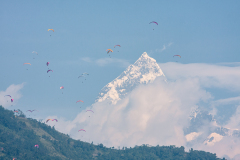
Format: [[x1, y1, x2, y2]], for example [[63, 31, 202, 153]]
[[106, 49, 113, 54]]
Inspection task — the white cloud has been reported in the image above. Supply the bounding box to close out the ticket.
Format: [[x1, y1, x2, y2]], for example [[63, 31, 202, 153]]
[[0, 83, 24, 108], [55, 76, 211, 148], [159, 62, 240, 91], [224, 105, 240, 130], [191, 136, 240, 159]]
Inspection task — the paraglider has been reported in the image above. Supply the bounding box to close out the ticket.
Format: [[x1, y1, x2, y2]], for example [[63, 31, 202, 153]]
[[114, 45, 121, 48], [106, 49, 113, 58], [60, 86, 64, 94], [47, 29, 54, 32], [23, 63, 31, 65], [149, 21, 158, 25], [14, 110, 18, 113], [46, 119, 52, 123], [76, 100, 84, 103], [173, 55, 181, 58], [46, 62, 50, 66], [78, 129, 86, 132], [86, 110, 94, 113], [32, 51, 38, 55], [86, 110, 94, 117], [78, 73, 89, 78], [34, 144, 39, 148], [78, 73, 89, 83], [11, 99, 13, 102], [106, 49, 113, 54], [149, 21, 158, 30], [47, 69, 53, 73], [26, 110, 38, 113], [52, 119, 58, 122]]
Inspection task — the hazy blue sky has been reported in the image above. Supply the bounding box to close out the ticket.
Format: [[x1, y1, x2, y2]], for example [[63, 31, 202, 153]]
[[1, 0, 240, 120]]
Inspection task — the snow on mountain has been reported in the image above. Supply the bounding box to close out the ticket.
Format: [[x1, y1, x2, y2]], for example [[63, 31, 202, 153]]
[[96, 52, 165, 104]]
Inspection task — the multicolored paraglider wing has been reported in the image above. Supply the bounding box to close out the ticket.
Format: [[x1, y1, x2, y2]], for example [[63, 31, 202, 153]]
[[106, 49, 113, 53], [78, 129, 86, 132], [46, 119, 52, 123], [52, 119, 58, 122], [11, 99, 13, 102], [60, 86, 64, 89], [34, 144, 39, 148], [46, 62, 50, 66], [76, 100, 84, 103], [48, 29, 54, 32]]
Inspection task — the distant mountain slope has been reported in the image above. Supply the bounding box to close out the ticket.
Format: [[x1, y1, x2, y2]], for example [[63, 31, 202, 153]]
[[96, 52, 165, 104], [0, 106, 224, 159]]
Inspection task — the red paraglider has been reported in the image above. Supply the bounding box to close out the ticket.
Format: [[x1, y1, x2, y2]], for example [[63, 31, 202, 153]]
[[76, 100, 84, 103]]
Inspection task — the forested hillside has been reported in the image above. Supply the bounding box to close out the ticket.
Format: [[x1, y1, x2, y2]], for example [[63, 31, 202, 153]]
[[0, 106, 225, 160]]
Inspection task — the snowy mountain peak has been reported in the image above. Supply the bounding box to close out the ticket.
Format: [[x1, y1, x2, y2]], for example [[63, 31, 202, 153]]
[[96, 52, 165, 104], [138, 52, 155, 61]]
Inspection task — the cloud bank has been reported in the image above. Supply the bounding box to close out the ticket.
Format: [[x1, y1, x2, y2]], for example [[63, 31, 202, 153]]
[[51, 62, 240, 159]]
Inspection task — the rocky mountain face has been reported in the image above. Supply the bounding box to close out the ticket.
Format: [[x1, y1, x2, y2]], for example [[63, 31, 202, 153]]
[[96, 52, 165, 104]]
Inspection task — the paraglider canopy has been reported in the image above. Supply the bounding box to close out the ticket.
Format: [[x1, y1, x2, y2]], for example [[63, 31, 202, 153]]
[[46, 119, 52, 123], [32, 51, 38, 55], [47, 69, 53, 73], [78, 129, 86, 132], [52, 119, 58, 122], [76, 100, 84, 103], [48, 29, 54, 32], [86, 110, 94, 113], [114, 45, 121, 48], [106, 49, 113, 54], [23, 63, 31, 65], [173, 55, 181, 58], [149, 21, 158, 25]]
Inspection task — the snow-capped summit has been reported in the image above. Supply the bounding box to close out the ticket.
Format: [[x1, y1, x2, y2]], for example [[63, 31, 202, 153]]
[[96, 52, 165, 104]]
